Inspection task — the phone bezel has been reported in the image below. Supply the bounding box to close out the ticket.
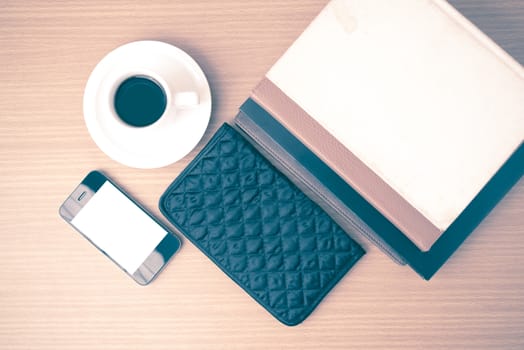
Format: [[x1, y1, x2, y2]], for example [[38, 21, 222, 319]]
[[59, 170, 181, 285]]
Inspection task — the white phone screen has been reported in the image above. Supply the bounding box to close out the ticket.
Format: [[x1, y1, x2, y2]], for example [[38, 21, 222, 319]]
[[71, 181, 167, 273]]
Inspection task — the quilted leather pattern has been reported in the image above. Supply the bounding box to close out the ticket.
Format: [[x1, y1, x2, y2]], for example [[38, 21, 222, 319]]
[[160, 124, 364, 325]]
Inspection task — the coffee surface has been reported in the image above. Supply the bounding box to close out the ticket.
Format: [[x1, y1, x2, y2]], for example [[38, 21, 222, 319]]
[[114, 76, 167, 127]]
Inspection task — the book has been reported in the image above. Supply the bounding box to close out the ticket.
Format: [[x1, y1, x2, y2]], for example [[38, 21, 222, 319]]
[[235, 0, 524, 279]]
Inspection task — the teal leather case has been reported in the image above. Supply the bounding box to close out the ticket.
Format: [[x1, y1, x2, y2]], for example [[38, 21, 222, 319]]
[[159, 123, 364, 326]]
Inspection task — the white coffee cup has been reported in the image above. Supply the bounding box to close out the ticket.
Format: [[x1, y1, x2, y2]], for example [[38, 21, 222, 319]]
[[83, 41, 212, 169], [107, 69, 200, 130]]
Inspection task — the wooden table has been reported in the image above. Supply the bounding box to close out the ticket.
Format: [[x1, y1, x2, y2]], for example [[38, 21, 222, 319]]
[[1, 1, 523, 349]]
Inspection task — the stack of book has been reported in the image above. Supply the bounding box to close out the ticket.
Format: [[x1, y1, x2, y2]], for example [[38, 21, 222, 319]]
[[235, 0, 524, 279]]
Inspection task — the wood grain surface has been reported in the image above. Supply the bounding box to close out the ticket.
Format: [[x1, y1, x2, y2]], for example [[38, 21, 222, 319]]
[[1, 1, 523, 349]]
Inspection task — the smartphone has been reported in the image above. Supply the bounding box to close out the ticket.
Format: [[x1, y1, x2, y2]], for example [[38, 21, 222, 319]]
[[59, 170, 180, 285]]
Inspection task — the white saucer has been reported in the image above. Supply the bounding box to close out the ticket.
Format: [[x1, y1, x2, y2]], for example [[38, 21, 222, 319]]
[[83, 40, 212, 168]]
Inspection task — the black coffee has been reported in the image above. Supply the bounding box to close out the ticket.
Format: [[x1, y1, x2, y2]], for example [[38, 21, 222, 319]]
[[114, 76, 167, 127]]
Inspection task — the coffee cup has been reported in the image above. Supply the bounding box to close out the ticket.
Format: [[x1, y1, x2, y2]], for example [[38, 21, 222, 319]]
[[83, 40, 212, 169], [111, 72, 199, 129]]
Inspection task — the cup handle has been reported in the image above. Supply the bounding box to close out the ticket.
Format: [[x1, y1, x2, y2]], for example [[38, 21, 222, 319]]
[[174, 91, 199, 108]]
